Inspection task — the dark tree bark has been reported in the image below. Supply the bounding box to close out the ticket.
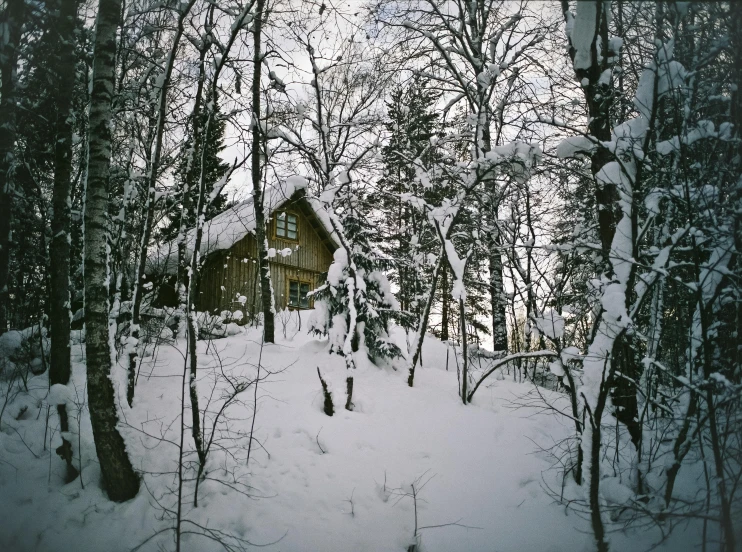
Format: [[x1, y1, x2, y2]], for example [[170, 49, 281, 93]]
[[440, 264, 449, 342], [49, 0, 80, 483], [561, 0, 641, 495], [85, 0, 139, 502], [587, 379, 610, 552], [344, 376, 354, 411], [458, 297, 468, 405], [488, 239, 508, 352], [407, 252, 443, 387], [250, 0, 274, 343], [317, 368, 334, 416], [561, 0, 619, 259], [730, 0, 742, 413], [0, 0, 24, 335]]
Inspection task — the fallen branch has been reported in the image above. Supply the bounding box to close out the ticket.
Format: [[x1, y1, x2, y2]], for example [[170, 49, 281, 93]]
[[316, 427, 326, 454], [467, 350, 558, 402]]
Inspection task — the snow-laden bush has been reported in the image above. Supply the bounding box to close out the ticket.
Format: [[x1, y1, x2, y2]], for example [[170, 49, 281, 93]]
[[0, 327, 49, 380], [309, 212, 402, 363]]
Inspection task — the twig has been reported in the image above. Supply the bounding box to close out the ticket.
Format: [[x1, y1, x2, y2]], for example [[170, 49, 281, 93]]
[[316, 427, 326, 454]]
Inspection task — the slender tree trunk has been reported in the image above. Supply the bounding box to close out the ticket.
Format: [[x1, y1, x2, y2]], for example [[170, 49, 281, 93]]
[[730, 1, 742, 431], [705, 387, 736, 552], [49, 0, 80, 483], [176, 45, 207, 330], [664, 391, 696, 506], [489, 242, 507, 352], [180, 7, 252, 503], [85, 0, 139, 502], [481, 125, 507, 354], [561, 0, 643, 507], [407, 249, 443, 387], [251, 0, 274, 343], [128, 1, 194, 406], [459, 297, 468, 404], [588, 386, 609, 552], [185, 108, 214, 490], [440, 264, 449, 341], [563, 366, 583, 484], [0, 0, 23, 335], [561, 0, 618, 258]]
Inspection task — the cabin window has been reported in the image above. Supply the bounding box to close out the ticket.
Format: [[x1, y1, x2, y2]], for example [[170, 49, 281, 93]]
[[275, 211, 298, 241], [288, 279, 311, 308]]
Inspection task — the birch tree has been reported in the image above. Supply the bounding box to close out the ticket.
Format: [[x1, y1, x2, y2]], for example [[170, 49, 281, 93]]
[[85, 0, 139, 502], [250, 0, 275, 343]]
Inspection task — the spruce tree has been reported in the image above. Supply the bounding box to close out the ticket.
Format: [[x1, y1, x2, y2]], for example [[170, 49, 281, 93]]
[[310, 186, 402, 364], [373, 77, 441, 322], [159, 91, 230, 243]]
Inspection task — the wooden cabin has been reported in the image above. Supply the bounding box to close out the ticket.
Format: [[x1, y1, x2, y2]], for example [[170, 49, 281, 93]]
[[149, 186, 337, 318]]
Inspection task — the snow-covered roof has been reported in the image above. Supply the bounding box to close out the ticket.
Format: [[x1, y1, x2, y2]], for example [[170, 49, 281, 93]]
[[148, 177, 338, 275]]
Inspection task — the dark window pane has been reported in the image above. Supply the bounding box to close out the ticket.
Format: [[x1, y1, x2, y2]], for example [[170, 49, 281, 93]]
[[289, 280, 299, 306], [300, 283, 310, 308]]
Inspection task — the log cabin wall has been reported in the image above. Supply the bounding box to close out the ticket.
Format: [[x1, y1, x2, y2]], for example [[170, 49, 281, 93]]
[[197, 199, 335, 318]]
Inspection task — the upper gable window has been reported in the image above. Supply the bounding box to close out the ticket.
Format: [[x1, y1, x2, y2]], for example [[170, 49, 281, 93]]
[[275, 211, 298, 241]]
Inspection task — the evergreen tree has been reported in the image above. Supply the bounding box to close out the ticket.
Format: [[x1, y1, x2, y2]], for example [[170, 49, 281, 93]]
[[159, 91, 230, 242], [310, 187, 402, 364], [372, 77, 442, 322]]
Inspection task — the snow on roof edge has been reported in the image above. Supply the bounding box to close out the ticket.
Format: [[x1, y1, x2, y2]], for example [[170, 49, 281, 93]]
[[147, 177, 337, 276]]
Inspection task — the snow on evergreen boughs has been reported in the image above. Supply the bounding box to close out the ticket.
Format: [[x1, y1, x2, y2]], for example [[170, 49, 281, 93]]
[[310, 201, 402, 363]]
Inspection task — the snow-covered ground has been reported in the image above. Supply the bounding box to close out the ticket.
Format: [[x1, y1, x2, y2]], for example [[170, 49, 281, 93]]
[[0, 313, 706, 551]]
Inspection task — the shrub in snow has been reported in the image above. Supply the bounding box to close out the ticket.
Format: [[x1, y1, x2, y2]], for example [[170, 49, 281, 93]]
[[0, 327, 49, 377]]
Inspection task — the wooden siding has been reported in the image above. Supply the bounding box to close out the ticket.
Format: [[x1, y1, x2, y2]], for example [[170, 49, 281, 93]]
[[197, 199, 334, 316]]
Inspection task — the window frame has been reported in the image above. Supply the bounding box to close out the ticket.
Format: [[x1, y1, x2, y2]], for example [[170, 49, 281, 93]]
[[286, 278, 312, 309], [273, 210, 299, 242]]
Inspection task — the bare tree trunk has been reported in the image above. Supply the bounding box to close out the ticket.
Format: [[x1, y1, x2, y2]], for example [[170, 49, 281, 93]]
[[251, 0, 274, 344], [459, 297, 468, 404], [440, 263, 449, 341], [180, 3, 254, 506], [85, 0, 139, 502], [176, 44, 208, 334], [185, 107, 214, 485], [563, 366, 583, 485], [127, 1, 194, 406], [49, 0, 80, 483], [560, 0, 618, 259], [489, 243, 507, 352], [407, 249, 443, 387], [664, 390, 696, 506], [560, 0, 642, 510], [482, 127, 508, 355], [587, 378, 610, 552], [0, 0, 23, 335]]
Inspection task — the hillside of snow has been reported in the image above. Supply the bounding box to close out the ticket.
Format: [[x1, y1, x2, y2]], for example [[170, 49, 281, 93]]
[[0, 313, 706, 551]]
